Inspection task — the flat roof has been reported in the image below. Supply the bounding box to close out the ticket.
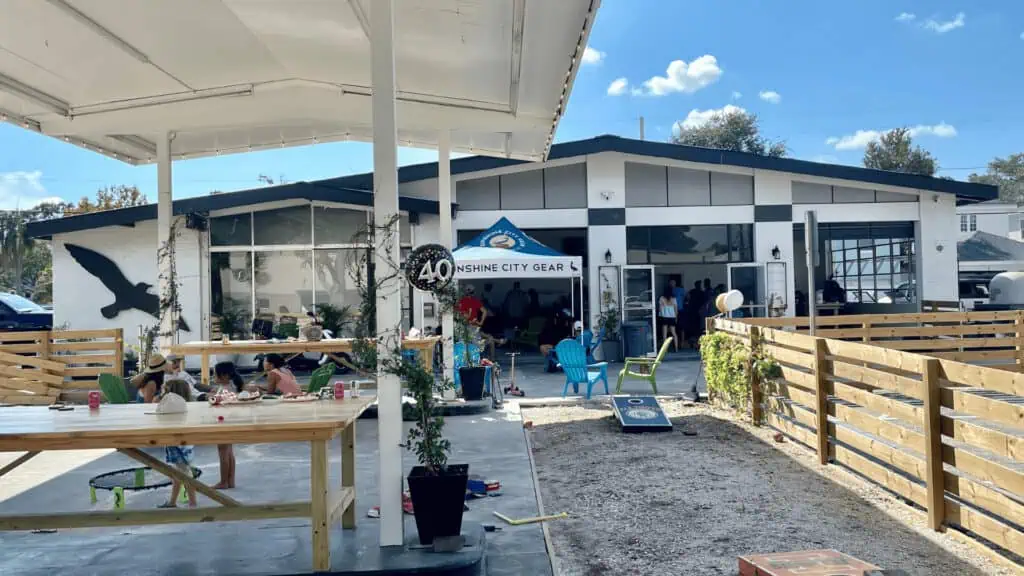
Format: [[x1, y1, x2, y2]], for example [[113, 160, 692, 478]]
[[2, 0, 600, 162], [26, 135, 998, 239]]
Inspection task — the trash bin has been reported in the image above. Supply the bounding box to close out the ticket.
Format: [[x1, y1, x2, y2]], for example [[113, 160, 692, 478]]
[[622, 322, 652, 358]]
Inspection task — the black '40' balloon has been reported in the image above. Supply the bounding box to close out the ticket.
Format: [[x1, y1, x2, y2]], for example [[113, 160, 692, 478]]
[[405, 243, 455, 292]]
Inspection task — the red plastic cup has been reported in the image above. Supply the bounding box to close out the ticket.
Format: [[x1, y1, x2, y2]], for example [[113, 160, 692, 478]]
[[334, 381, 345, 400], [88, 390, 101, 410]]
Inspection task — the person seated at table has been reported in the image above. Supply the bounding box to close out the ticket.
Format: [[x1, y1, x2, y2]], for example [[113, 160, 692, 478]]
[[158, 379, 197, 508], [257, 353, 301, 396], [164, 354, 208, 399], [212, 362, 243, 489], [131, 353, 167, 403]]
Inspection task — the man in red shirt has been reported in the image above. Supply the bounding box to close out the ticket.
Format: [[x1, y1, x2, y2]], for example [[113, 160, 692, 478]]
[[457, 284, 487, 326]]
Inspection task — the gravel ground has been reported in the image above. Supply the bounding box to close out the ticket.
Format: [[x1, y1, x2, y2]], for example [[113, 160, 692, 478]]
[[524, 400, 1018, 576]]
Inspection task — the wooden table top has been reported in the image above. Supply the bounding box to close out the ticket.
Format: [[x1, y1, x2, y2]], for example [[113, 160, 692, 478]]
[[169, 336, 440, 354], [0, 396, 375, 452]]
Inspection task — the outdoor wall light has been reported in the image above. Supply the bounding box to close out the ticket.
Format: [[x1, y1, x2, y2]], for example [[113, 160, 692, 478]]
[[771, 245, 781, 260], [604, 249, 612, 264]]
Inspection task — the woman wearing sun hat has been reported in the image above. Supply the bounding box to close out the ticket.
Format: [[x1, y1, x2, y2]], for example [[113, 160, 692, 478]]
[[131, 353, 167, 403]]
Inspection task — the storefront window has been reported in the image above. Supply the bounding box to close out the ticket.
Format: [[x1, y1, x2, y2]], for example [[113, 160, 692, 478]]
[[314, 248, 364, 337], [626, 224, 754, 264], [209, 203, 415, 338], [210, 213, 252, 246], [253, 205, 312, 245], [253, 251, 314, 331], [210, 252, 252, 338], [314, 207, 368, 245], [824, 223, 915, 304]]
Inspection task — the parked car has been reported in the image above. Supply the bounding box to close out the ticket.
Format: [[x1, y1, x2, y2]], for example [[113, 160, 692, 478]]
[[0, 293, 54, 331]]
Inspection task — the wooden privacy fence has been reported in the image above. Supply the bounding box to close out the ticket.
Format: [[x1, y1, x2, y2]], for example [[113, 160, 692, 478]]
[[713, 317, 1024, 560], [746, 310, 1024, 371], [0, 329, 123, 405]]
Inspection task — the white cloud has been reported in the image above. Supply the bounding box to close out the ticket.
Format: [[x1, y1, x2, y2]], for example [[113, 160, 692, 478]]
[[759, 90, 781, 104], [895, 12, 916, 22], [732, 91, 742, 100], [673, 104, 747, 133], [909, 122, 958, 138], [634, 55, 722, 96], [0, 171, 61, 210], [810, 154, 840, 164], [581, 46, 605, 65], [825, 122, 958, 151], [606, 77, 628, 96], [923, 12, 965, 34]]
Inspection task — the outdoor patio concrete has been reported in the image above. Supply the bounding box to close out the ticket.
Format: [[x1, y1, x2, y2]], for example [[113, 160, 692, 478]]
[[0, 409, 548, 576]]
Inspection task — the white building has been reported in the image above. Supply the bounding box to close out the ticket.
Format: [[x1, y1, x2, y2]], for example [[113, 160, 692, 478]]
[[28, 135, 997, 353], [957, 200, 1024, 241]]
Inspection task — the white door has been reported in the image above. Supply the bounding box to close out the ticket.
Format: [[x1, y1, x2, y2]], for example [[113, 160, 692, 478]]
[[621, 265, 656, 355], [727, 263, 766, 318]]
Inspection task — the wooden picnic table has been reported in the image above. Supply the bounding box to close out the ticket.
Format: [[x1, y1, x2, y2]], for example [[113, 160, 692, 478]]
[[0, 396, 375, 572], [169, 336, 441, 386]]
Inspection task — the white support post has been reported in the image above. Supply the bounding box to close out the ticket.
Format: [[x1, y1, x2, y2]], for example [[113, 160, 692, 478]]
[[438, 130, 455, 394], [156, 132, 174, 351], [370, 0, 404, 548]]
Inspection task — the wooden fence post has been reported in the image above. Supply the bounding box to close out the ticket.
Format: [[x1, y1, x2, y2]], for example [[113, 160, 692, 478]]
[[921, 356, 945, 531], [1015, 311, 1024, 370], [812, 338, 829, 465], [861, 320, 871, 343], [113, 328, 124, 378], [39, 330, 51, 364], [749, 326, 762, 426]]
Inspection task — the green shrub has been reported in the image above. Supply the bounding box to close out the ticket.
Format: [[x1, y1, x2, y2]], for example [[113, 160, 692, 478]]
[[699, 331, 780, 414]]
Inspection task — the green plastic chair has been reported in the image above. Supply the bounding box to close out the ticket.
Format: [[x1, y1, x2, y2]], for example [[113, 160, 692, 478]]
[[306, 364, 334, 394], [98, 373, 132, 404], [616, 337, 673, 394]]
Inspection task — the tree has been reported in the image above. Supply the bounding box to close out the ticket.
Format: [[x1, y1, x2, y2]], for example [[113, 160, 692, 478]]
[[968, 153, 1024, 203], [0, 202, 66, 301], [672, 109, 787, 157], [64, 185, 147, 215], [862, 128, 937, 176]]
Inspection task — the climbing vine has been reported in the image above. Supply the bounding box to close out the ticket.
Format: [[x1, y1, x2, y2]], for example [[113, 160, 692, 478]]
[[699, 330, 780, 415], [156, 216, 184, 345]]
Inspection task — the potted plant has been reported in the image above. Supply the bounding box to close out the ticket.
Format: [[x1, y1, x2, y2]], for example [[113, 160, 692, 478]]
[[123, 347, 138, 377], [597, 297, 622, 363], [392, 334, 467, 545], [453, 313, 487, 401]]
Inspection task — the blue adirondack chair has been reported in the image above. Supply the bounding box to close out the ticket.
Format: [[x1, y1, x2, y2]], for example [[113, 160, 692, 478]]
[[555, 338, 609, 400], [579, 327, 605, 364], [453, 341, 492, 394]]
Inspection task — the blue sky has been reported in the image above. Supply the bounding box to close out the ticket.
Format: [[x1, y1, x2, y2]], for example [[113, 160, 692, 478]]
[[1, 0, 1021, 209]]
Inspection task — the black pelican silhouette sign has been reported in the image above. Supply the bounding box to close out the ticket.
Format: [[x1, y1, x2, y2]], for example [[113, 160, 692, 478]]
[[65, 243, 191, 332]]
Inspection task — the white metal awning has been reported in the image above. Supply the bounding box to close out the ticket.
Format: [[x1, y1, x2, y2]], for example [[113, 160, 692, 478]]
[[1, 0, 598, 163]]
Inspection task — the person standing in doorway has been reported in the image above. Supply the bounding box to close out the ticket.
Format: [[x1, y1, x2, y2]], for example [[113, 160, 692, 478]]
[[503, 281, 530, 340], [669, 278, 686, 346], [686, 281, 705, 347], [658, 286, 680, 352]]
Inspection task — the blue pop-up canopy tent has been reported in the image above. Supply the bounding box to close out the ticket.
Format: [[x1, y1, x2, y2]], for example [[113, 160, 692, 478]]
[[454, 217, 585, 326]]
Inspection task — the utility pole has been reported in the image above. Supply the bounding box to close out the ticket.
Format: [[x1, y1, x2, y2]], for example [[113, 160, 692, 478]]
[[639, 116, 645, 141]]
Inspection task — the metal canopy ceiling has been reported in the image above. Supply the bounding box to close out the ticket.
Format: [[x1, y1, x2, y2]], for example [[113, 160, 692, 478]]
[[0, 0, 599, 164]]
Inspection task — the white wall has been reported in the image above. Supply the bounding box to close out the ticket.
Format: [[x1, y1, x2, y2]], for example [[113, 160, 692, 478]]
[[53, 218, 202, 350], [919, 193, 959, 300]]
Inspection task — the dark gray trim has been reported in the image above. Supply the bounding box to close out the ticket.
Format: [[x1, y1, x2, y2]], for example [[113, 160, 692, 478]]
[[754, 205, 793, 223], [588, 208, 625, 226]]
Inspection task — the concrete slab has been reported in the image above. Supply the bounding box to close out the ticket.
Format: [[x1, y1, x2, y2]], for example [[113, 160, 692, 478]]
[[0, 409, 547, 576]]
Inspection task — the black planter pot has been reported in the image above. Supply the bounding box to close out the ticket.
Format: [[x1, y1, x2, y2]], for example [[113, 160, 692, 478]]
[[601, 338, 622, 363], [407, 464, 469, 545], [459, 366, 486, 401]]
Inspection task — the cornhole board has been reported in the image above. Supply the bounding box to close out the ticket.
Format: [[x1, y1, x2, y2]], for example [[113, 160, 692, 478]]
[[611, 396, 672, 432], [739, 549, 879, 576]]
